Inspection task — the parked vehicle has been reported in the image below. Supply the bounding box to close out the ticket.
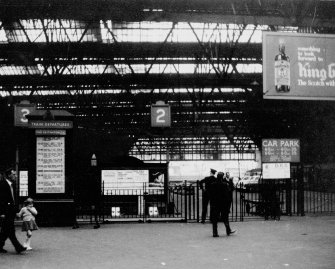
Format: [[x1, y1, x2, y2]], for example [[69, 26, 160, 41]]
[[236, 168, 262, 189]]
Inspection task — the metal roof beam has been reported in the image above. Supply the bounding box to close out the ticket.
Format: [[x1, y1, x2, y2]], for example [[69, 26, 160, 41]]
[[1, 0, 334, 28], [0, 73, 262, 89]]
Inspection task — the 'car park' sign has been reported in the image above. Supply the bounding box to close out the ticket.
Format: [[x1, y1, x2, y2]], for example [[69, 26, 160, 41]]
[[262, 138, 300, 163]]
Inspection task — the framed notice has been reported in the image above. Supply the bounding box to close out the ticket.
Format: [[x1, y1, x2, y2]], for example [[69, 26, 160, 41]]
[[263, 32, 335, 100], [36, 136, 65, 193], [101, 170, 149, 195], [19, 170, 28, 196], [262, 163, 290, 179], [262, 139, 300, 163]]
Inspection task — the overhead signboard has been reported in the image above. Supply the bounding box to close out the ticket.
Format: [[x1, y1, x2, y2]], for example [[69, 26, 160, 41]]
[[14, 103, 36, 127], [151, 101, 171, 127], [262, 139, 300, 163], [29, 121, 73, 129], [263, 32, 335, 100], [262, 163, 290, 179]]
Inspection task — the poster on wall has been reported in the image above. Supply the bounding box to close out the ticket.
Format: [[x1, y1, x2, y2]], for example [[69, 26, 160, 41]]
[[36, 136, 65, 193], [263, 32, 335, 100]]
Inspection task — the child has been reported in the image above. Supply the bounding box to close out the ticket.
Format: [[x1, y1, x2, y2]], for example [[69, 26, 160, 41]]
[[17, 198, 38, 250]]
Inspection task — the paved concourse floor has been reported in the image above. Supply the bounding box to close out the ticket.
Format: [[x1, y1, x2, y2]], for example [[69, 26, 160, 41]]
[[1, 215, 335, 269]]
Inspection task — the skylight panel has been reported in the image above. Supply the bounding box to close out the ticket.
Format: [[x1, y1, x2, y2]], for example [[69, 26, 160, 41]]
[[1, 20, 297, 44], [0, 62, 261, 76], [104, 22, 266, 43], [0, 28, 7, 42], [0, 65, 40, 75]]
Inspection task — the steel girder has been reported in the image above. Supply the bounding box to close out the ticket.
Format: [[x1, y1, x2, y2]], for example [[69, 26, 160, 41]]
[[1, 0, 335, 29]]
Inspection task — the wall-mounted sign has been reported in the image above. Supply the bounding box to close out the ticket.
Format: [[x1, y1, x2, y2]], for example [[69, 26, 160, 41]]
[[263, 32, 335, 100], [19, 170, 28, 197], [262, 139, 300, 163], [14, 103, 36, 127], [36, 136, 65, 193], [29, 121, 73, 129], [151, 101, 171, 127], [262, 163, 290, 179]]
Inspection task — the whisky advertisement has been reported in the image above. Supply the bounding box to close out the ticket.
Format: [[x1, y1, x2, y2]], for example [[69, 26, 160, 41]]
[[263, 32, 335, 100], [36, 136, 65, 193]]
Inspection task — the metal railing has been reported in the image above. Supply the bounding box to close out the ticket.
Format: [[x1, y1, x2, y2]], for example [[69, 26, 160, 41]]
[[17, 175, 335, 225]]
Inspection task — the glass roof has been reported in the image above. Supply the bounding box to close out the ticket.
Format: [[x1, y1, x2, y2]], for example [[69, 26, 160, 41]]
[[0, 20, 275, 43], [0, 20, 294, 94]]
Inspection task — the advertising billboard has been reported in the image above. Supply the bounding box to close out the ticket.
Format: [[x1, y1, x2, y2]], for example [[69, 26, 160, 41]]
[[263, 32, 335, 100]]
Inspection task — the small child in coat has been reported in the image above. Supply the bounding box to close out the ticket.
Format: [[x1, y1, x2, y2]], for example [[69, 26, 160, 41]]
[[17, 198, 38, 250]]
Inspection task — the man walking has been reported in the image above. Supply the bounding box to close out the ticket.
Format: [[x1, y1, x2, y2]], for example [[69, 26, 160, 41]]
[[199, 168, 216, 223], [0, 168, 27, 254], [208, 172, 236, 237], [225, 172, 234, 212]]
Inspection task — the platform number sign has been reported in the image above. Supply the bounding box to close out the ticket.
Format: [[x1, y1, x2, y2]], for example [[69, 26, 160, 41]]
[[14, 103, 36, 127], [151, 101, 171, 127]]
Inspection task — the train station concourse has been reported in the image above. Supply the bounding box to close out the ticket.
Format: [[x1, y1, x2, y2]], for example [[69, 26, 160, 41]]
[[0, 0, 334, 227]]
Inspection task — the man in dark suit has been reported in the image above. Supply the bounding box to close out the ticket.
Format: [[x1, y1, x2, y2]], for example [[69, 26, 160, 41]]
[[208, 172, 236, 237], [225, 172, 234, 212], [199, 168, 216, 223], [0, 168, 26, 254]]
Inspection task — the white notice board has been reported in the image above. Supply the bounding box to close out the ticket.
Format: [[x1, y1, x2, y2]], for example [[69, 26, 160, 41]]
[[262, 163, 290, 179], [19, 170, 28, 196], [102, 170, 149, 194], [36, 136, 65, 193]]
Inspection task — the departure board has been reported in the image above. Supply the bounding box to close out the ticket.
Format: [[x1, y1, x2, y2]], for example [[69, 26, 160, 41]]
[[36, 136, 65, 193]]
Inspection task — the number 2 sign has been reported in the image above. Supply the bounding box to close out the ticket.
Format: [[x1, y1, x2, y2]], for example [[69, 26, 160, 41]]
[[151, 101, 171, 127]]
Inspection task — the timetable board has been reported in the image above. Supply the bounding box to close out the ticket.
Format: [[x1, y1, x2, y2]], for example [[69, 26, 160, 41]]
[[36, 136, 65, 193]]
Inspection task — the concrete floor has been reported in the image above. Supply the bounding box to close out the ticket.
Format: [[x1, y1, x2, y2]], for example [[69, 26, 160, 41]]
[[1, 215, 335, 269]]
